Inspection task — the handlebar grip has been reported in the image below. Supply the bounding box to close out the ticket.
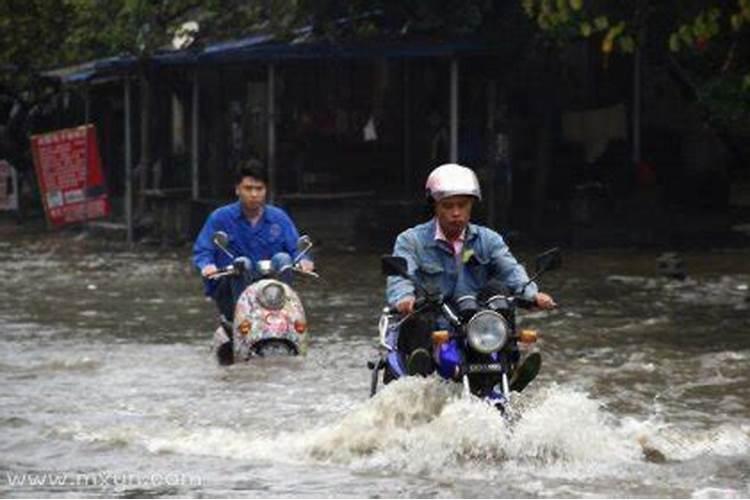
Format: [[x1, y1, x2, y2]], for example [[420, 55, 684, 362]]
[[516, 298, 536, 309]]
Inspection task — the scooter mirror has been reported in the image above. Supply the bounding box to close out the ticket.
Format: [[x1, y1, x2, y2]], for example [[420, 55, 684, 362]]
[[381, 255, 409, 278], [297, 235, 313, 253], [535, 247, 562, 273], [213, 231, 230, 250]]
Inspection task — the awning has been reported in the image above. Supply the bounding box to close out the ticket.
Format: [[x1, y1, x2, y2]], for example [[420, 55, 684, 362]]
[[47, 31, 494, 84]]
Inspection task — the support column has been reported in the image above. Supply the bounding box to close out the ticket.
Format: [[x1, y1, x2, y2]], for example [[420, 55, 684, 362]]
[[449, 57, 459, 163], [267, 63, 276, 203], [633, 37, 642, 165], [84, 84, 91, 124], [403, 61, 411, 194], [124, 78, 133, 245], [191, 70, 200, 200]]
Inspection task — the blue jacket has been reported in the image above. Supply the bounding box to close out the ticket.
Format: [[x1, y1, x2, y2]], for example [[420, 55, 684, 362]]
[[386, 219, 538, 306], [193, 202, 305, 295]]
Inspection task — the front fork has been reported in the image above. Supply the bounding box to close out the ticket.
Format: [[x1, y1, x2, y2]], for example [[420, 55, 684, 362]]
[[463, 371, 511, 412]]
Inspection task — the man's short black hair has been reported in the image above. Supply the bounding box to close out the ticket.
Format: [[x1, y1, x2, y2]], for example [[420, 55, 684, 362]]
[[235, 159, 267, 185]]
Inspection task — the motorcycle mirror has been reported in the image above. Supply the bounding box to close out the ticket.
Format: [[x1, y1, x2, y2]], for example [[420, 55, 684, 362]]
[[535, 247, 562, 273], [381, 255, 409, 278]]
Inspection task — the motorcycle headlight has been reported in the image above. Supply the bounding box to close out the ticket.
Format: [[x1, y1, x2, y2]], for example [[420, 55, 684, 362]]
[[258, 282, 286, 310], [466, 310, 509, 354]]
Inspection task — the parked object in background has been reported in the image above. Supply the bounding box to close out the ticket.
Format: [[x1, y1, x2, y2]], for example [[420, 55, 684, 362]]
[[657, 252, 686, 280], [0, 160, 19, 212]]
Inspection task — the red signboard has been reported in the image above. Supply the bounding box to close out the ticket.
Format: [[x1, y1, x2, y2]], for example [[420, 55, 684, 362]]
[[30, 125, 111, 227]]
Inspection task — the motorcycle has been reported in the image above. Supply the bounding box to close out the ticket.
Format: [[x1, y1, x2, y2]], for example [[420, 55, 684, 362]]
[[209, 231, 319, 364], [367, 248, 561, 414]]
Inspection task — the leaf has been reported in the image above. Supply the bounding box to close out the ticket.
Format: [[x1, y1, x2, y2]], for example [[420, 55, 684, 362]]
[[594, 16, 608, 31], [522, 0, 535, 17], [731, 14, 743, 31], [619, 34, 635, 53], [569, 0, 583, 11], [679, 24, 693, 44], [669, 33, 681, 52], [580, 21, 592, 37]]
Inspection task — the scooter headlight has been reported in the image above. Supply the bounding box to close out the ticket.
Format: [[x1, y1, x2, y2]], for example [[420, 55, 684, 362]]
[[258, 282, 286, 310], [466, 310, 508, 354]]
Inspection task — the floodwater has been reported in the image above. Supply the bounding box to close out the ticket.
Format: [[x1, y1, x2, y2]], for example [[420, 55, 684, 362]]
[[0, 231, 749, 498]]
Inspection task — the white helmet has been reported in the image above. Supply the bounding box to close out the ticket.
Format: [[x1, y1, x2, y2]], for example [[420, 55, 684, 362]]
[[425, 163, 482, 202]]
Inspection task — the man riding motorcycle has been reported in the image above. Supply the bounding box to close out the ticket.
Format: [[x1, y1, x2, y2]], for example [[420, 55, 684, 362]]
[[386, 163, 556, 389]]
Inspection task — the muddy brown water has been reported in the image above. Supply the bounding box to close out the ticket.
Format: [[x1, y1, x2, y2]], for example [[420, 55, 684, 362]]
[[0, 231, 748, 498]]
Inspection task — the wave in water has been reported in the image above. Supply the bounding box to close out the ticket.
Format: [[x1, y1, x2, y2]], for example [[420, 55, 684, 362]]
[[63, 378, 750, 481]]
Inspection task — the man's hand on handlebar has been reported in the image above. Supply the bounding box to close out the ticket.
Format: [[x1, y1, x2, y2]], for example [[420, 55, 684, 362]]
[[534, 292, 557, 310], [395, 296, 416, 315], [299, 260, 315, 273], [201, 264, 218, 278]]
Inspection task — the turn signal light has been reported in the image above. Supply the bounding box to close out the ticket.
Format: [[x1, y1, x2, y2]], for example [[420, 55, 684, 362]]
[[432, 330, 450, 345], [518, 329, 538, 343], [238, 319, 252, 336], [294, 320, 307, 334]]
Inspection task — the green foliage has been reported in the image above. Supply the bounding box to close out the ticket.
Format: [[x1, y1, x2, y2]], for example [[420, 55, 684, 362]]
[[1, 0, 273, 94], [700, 75, 750, 134], [0, 0, 76, 91], [521, 0, 750, 106]]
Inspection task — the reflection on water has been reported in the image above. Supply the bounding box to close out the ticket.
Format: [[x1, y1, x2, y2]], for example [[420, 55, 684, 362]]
[[0, 234, 749, 498]]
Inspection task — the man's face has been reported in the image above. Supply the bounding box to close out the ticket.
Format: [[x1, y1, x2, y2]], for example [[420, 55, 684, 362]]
[[236, 176, 267, 212], [435, 195, 474, 239]]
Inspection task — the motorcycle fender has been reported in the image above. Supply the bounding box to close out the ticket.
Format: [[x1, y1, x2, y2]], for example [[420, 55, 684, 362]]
[[386, 351, 408, 378], [436, 339, 464, 379]]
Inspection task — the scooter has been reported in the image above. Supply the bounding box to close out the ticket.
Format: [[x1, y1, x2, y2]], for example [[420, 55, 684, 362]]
[[368, 248, 561, 414], [209, 231, 318, 364]]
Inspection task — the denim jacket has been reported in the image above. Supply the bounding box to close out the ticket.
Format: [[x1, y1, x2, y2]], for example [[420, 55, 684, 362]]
[[385, 219, 538, 306]]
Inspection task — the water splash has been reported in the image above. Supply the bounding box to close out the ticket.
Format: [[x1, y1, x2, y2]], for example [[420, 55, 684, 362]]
[[60, 377, 750, 485]]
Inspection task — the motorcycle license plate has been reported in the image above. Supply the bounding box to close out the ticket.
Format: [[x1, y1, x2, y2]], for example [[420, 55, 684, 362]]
[[466, 363, 504, 374]]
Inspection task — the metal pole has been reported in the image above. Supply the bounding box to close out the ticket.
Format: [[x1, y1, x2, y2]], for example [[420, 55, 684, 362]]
[[124, 78, 133, 245], [487, 80, 496, 228], [192, 70, 199, 200], [267, 63, 276, 203], [449, 57, 459, 163], [403, 61, 411, 195], [633, 43, 642, 165], [84, 84, 90, 124]]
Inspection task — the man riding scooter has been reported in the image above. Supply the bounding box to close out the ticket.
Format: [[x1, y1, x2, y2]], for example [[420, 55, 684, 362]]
[[193, 161, 314, 363]]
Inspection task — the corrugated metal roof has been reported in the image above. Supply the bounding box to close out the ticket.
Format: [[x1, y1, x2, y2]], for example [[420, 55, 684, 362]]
[[49, 32, 492, 84]]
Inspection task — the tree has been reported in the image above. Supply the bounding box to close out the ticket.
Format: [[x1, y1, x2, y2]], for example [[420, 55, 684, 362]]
[[520, 0, 750, 133]]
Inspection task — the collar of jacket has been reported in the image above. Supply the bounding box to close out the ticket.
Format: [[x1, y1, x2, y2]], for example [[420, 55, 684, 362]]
[[424, 218, 479, 253], [232, 201, 265, 224]]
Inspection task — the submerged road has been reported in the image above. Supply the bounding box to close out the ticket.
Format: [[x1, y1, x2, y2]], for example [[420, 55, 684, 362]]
[[0, 231, 749, 497]]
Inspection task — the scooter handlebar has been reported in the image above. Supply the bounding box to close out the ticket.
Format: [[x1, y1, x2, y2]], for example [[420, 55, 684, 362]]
[[206, 265, 237, 280]]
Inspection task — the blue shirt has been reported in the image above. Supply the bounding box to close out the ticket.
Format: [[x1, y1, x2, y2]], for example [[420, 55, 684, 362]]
[[386, 218, 538, 306], [193, 202, 305, 295]]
